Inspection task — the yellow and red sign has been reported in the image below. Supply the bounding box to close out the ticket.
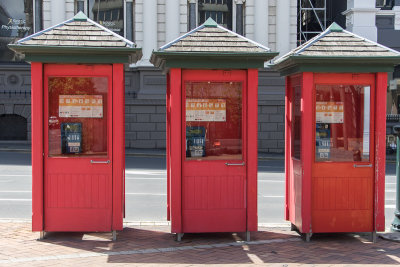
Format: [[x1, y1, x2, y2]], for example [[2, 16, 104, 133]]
[[186, 98, 226, 122], [59, 95, 103, 118], [316, 101, 344, 123]]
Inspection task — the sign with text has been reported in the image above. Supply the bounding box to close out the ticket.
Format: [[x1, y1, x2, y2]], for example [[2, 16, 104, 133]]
[[316, 101, 344, 123], [186, 98, 226, 122], [59, 95, 103, 118]]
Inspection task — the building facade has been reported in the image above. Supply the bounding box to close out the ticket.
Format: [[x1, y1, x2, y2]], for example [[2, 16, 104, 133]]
[[0, 0, 298, 153], [1, 0, 399, 153]]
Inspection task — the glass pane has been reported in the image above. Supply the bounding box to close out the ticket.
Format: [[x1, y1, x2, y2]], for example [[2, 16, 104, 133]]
[[198, 0, 232, 30], [292, 86, 301, 160], [315, 85, 370, 162], [185, 82, 242, 161], [0, 0, 33, 62], [48, 77, 108, 157], [88, 0, 124, 36]]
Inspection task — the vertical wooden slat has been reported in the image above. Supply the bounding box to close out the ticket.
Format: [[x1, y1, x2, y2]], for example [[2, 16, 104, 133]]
[[247, 69, 258, 232], [112, 63, 124, 230], [166, 72, 171, 221], [170, 68, 182, 233], [301, 72, 314, 233], [285, 76, 291, 221], [374, 73, 387, 232], [31, 62, 44, 231]]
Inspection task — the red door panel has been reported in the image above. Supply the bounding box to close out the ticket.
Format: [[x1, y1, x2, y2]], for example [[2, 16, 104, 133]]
[[182, 70, 247, 233], [43, 64, 113, 232], [311, 73, 375, 233]]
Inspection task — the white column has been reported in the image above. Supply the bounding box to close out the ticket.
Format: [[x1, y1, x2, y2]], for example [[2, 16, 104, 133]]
[[166, 0, 181, 43], [254, 0, 268, 46], [141, 0, 158, 65], [51, 0, 66, 25], [276, 0, 291, 56], [342, 0, 378, 42]]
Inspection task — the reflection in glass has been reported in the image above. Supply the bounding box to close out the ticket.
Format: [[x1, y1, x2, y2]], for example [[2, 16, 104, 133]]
[[292, 86, 301, 160], [48, 77, 108, 157], [185, 82, 242, 161], [315, 85, 370, 162], [87, 0, 124, 36], [0, 0, 33, 62]]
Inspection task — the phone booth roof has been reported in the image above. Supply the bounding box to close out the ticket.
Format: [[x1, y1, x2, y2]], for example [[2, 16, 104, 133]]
[[273, 22, 400, 76], [8, 11, 142, 64], [150, 18, 278, 72]]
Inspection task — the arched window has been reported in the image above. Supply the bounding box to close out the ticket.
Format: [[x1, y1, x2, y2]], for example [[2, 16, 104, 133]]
[[0, 114, 27, 140]]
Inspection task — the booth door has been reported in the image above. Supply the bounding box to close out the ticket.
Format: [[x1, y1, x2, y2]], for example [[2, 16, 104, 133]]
[[182, 70, 247, 233], [43, 65, 113, 231], [312, 74, 375, 232]]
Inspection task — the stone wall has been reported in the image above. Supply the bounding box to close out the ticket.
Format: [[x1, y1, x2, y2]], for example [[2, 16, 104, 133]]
[[0, 65, 32, 141], [124, 67, 285, 153]]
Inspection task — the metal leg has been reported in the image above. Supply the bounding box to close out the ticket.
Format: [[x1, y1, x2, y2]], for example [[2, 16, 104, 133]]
[[39, 231, 45, 240], [112, 230, 117, 241], [371, 231, 377, 243], [305, 233, 312, 242], [246, 231, 250, 242], [176, 233, 184, 242]]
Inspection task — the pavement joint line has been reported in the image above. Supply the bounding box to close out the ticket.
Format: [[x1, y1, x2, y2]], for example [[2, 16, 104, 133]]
[[0, 237, 300, 264]]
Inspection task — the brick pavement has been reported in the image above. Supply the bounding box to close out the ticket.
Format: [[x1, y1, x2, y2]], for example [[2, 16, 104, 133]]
[[0, 221, 400, 266]]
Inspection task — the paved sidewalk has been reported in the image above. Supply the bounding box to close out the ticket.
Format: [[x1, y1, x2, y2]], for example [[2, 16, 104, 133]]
[[1, 221, 400, 266]]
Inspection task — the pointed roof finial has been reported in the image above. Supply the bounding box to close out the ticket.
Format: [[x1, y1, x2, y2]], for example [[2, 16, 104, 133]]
[[73, 11, 88, 22], [203, 17, 218, 27], [329, 22, 343, 32]]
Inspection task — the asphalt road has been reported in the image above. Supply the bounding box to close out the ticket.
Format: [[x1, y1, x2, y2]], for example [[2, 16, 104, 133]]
[[0, 151, 397, 229]]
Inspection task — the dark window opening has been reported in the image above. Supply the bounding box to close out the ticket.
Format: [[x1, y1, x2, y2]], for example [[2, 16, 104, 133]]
[[376, 0, 394, 9], [87, 0, 124, 36], [0, 114, 27, 140], [198, 0, 233, 30]]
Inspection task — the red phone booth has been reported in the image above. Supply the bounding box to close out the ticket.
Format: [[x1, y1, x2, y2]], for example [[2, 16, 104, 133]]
[[151, 18, 278, 240], [9, 12, 142, 239], [274, 23, 400, 241]]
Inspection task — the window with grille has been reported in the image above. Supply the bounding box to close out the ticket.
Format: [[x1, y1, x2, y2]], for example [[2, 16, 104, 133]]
[[87, 0, 124, 37], [198, 0, 233, 30], [376, 0, 394, 9]]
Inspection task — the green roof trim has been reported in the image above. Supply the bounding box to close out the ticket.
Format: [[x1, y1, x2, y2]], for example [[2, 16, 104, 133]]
[[273, 55, 400, 76], [203, 17, 218, 27], [73, 11, 88, 21], [151, 51, 279, 71], [8, 44, 142, 64], [329, 22, 343, 32]]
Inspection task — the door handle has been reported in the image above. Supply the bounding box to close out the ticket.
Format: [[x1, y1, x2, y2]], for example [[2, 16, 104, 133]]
[[90, 160, 110, 164], [225, 162, 245, 166], [353, 164, 372, 168]]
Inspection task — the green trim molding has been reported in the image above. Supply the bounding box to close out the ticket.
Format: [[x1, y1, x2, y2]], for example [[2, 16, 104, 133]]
[[274, 55, 400, 75], [8, 44, 142, 64], [151, 51, 279, 72]]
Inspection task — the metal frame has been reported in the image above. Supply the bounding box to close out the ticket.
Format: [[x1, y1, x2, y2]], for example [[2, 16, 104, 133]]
[[298, 0, 327, 45]]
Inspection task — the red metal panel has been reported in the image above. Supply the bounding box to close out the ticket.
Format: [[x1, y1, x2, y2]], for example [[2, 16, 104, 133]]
[[374, 72, 387, 232], [170, 68, 182, 233], [31, 62, 44, 231], [247, 69, 258, 231], [301, 72, 314, 233], [285, 76, 290, 221], [287, 74, 303, 230], [311, 73, 375, 233], [181, 69, 247, 233], [112, 63, 125, 230], [166, 72, 171, 221], [43, 64, 113, 232]]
